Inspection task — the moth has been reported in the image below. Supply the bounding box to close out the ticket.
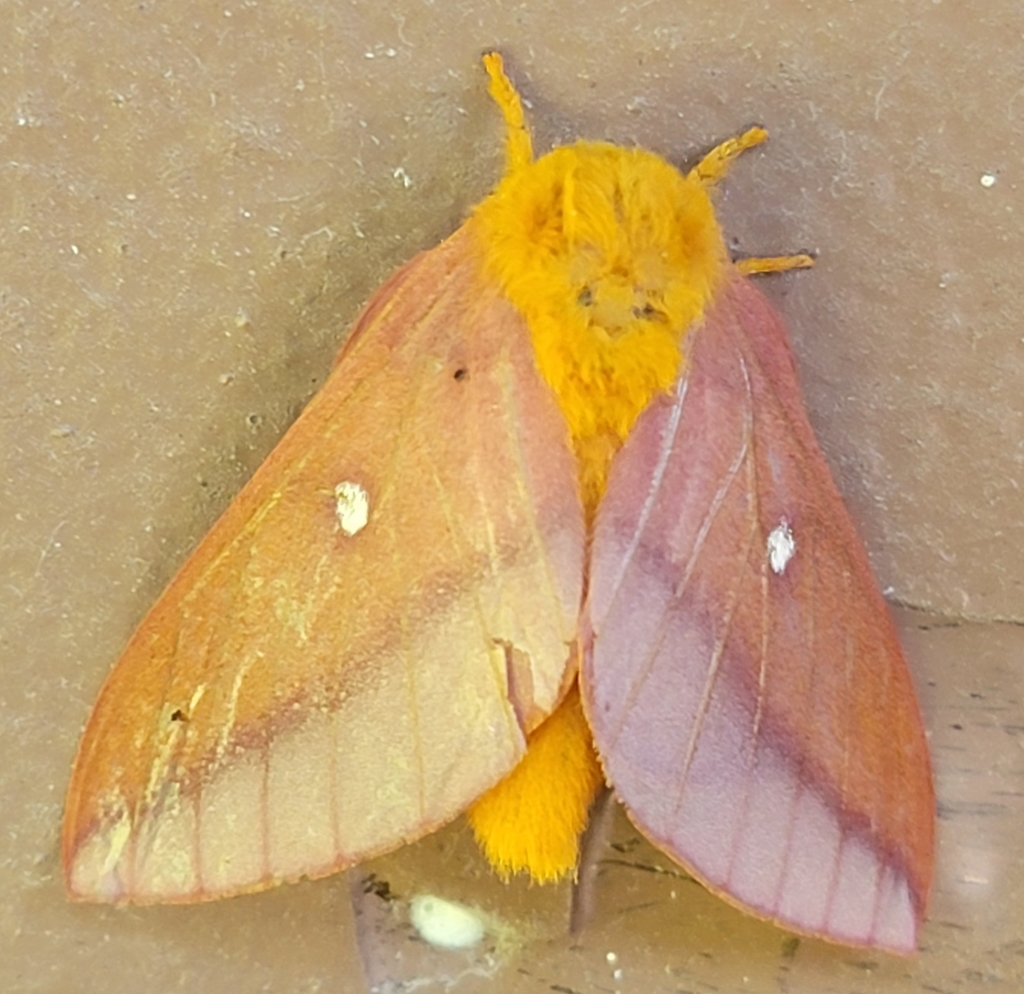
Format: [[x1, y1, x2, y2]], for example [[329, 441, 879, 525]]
[[63, 54, 934, 954]]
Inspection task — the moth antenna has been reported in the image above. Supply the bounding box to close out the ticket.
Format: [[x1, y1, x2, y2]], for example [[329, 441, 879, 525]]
[[691, 125, 769, 185], [482, 52, 534, 173]]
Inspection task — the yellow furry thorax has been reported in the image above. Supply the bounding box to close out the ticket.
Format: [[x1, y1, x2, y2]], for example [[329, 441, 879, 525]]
[[472, 138, 728, 511]]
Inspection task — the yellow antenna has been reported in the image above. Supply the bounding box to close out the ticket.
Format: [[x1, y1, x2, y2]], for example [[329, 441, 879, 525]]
[[482, 52, 534, 174]]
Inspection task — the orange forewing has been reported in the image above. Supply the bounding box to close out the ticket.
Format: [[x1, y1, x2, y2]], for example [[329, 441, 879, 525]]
[[582, 274, 934, 952], [63, 226, 584, 902]]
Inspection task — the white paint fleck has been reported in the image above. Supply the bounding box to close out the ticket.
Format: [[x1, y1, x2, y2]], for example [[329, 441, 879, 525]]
[[334, 481, 369, 536], [393, 166, 412, 188], [767, 520, 796, 575], [409, 894, 486, 950], [980, 172, 997, 188]]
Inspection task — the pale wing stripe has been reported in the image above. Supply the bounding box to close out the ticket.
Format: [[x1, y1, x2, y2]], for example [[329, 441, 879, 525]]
[[601, 422, 750, 752], [598, 375, 690, 624], [671, 446, 759, 817], [601, 354, 754, 752], [412, 350, 515, 726], [500, 352, 576, 649], [670, 364, 759, 814], [378, 275, 508, 824], [493, 343, 577, 683], [731, 347, 835, 911], [752, 531, 771, 745], [666, 354, 756, 614], [406, 418, 458, 822], [726, 348, 804, 897]]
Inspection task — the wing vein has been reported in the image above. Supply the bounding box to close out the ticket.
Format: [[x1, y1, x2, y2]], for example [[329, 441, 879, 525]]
[[385, 339, 441, 825], [415, 366, 508, 721], [496, 342, 573, 661], [600, 376, 690, 622], [604, 355, 754, 754], [672, 363, 759, 813], [750, 352, 770, 750]]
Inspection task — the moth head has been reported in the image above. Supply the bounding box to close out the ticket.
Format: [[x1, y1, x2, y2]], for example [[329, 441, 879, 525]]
[[476, 141, 728, 345], [474, 140, 729, 450]]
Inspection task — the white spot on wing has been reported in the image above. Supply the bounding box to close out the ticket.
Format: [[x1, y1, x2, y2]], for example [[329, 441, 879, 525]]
[[767, 519, 795, 574], [334, 481, 370, 536]]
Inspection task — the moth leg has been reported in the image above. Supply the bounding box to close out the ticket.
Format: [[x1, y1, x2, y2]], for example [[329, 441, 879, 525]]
[[735, 253, 815, 276], [692, 128, 813, 274], [691, 126, 768, 185], [483, 52, 534, 173]]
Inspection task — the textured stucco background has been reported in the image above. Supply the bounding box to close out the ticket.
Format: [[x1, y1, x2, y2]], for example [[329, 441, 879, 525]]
[[2, 1, 1022, 991]]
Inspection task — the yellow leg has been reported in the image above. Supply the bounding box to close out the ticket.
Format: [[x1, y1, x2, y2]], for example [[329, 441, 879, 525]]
[[691, 127, 814, 275], [691, 126, 768, 185], [482, 52, 534, 174], [736, 253, 815, 276]]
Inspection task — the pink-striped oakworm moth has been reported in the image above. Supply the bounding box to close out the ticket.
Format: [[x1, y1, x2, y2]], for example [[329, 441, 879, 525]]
[[62, 53, 934, 954]]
